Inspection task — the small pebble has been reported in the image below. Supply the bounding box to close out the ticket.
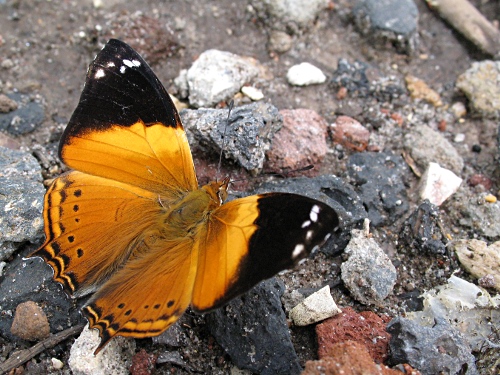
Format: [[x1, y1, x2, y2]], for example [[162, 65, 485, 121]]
[[51, 358, 64, 370], [241, 86, 264, 101], [419, 162, 462, 206], [478, 274, 496, 288], [453, 133, 465, 143], [485, 194, 497, 203], [471, 144, 481, 153], [290, 285, 341, 326], [286, 62, 326, 86]]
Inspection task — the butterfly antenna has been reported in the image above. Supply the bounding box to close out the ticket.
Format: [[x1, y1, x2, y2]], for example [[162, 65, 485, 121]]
[[216, 100, 234, 180]]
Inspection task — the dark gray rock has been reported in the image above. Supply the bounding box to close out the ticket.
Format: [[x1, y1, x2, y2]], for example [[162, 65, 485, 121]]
[[255, 174, 367, 256], [0, 93, 45, 135], [387, 316, 479, 375], [346, 151, 409, 227], [181, 102, 282, 173], [330, 59, 405, 103], [206, 278, 302, 375], [353, 0, 419, 54], [399, 200, 446, 255], [0, 147, 45, 261]]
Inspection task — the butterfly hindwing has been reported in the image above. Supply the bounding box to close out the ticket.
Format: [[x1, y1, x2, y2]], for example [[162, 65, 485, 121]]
[[31, 171, 163, 297], [82, 237, 198, 353], [191, 193, 339, 312], [59, 39, 197, 195]]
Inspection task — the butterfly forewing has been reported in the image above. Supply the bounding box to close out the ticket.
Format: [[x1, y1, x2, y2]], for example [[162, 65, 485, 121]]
[[59, 39, 197, 195]]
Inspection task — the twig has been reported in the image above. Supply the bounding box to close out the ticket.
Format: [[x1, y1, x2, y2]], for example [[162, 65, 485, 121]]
[[425, 0, 500, 57], [0, 323, 85, 374]]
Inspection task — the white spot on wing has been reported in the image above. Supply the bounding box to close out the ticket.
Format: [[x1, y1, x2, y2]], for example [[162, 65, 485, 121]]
[[120, 65, 126, 74], [309, 204, 321, 222], [106, 61, 115, 68], [306, 230, 314, 241], [94, 68, 105, 79], [292, 243, 305, 259], [301, 220, 311, 228], [123, 59, 141, 68]]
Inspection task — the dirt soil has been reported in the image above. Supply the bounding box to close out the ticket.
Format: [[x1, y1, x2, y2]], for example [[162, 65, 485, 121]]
[[1, 0, 499, 374]]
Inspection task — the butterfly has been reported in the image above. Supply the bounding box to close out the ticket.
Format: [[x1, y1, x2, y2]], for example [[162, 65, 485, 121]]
[[29, 39, 339, 354]]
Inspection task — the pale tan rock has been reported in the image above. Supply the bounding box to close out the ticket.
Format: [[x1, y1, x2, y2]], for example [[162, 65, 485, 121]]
[[453, 239, 500, 291]]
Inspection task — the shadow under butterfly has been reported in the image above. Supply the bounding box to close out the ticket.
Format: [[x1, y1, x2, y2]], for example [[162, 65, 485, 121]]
[[29, 39, 340, 354]]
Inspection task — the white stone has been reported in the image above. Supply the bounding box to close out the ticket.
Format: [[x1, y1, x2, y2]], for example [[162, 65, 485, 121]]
[[419, 162, 462, 206], [69, 325, 135, 375], [241, 86, 264, 101], [286, 62, 326, 86], [290, 285, 341, 326], [51, 358, 64, 370], [186, 50, 261, 108]]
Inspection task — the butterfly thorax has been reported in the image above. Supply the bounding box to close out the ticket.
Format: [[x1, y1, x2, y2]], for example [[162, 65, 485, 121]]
[[160, 179, 229, 238]]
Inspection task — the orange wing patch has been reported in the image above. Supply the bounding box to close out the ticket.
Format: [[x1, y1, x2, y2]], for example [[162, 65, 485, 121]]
[[82, 237, 198, 353], [60, 122, 197, 196], [33, 171, 163, 297]]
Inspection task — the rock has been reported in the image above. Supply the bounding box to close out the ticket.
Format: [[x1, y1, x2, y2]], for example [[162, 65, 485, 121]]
[[330, 115, 370, 152], [0, 93, 45, 135], [68, 325, 136, 375], [405, 75, 443, 107], [286, 63, 326, 86], [316, 307, 392, 363], [346, 151, 409, 227], [267, 30, 293, 54], [452, 239, 500, 291], [467, 173, 493, 190], [449, 187, 500, 238], [185, 49, 261, 108], [255, 175, 367, 256], [130, 349, 157, 375], [206, 278, 302, 375], [456, 60, 500, 119], [241, 86, 264, 101], [181, 102, 282, 173], [0, 147, 45, 261], [330, 59, 371, 98], [340, 224, 397, 305], [10, 301, 50, 341], [290, 285, 341, 326], [399, 200, 446, 255], [51, 358, 64, 370], [450, 101, 467, 119], [406, 275, 500, 352], [0, 93, 18, 113], [403, 124, 464, 174], [152, 320, 186, 347], [265, 108, 328, 174], [352, 0, 419, 54], [418, 162, 462, 206], [252, 0, 329, 34], [302, 341, 403, 375], [386, 316, 479, 375]]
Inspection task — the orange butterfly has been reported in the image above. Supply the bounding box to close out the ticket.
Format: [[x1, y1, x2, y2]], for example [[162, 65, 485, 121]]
[[29, 39, 339, 354]]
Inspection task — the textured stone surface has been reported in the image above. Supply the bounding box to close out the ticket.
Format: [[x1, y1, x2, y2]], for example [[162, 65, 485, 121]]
[[346, 152, 409, 227], [387, 316, 479, 375], [206, 278, 302, 375], [456, 60, 500, 119], [341, 227, 397, 305], [302, 341, 403, 375], [403, 125, 464, 174], [10, 301, 50, 341], [316, 307, 392, 363], [69, 325, 136, 375], [265, 108, 328, 175], [290, 285, 341, 326], [330, 115, 370, 151]]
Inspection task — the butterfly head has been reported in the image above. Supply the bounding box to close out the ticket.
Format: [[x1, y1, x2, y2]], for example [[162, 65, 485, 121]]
[[201, 177, 230, 206]]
